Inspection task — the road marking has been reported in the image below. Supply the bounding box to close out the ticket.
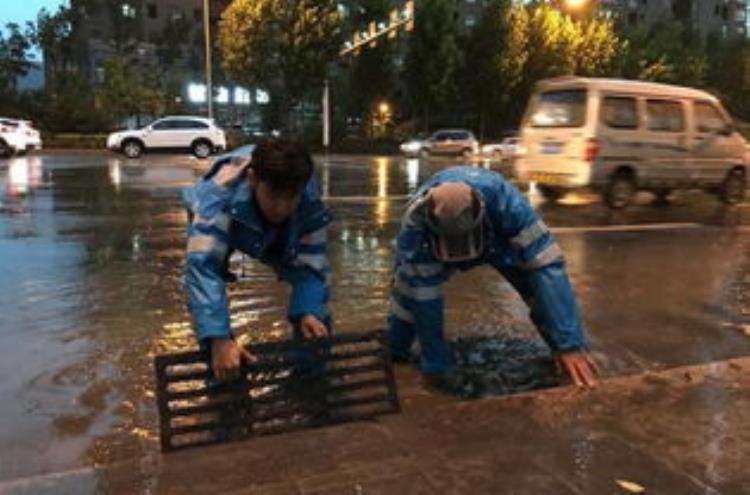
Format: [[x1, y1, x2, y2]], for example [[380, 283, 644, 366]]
[[551, 223, 703, 234]]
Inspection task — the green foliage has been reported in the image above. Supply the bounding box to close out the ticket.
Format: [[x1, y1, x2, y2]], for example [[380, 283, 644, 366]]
[[98, 55, 164, 126], [219, 0, 343, 131], [617, 20, 706, 87], [0, 23, 35, 93], [405, 0, 462, 130], [466, 2, 621, 136], [705, 35, 750, 120], [342, 0, 399, 133]]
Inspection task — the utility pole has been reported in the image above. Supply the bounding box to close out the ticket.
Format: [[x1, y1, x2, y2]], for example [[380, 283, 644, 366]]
[[203, 0, 214, 120], [323, 79, 330, 149]]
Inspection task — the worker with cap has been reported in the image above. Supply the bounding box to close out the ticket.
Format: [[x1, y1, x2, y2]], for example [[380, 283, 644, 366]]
[[388, 166, 597, 389]]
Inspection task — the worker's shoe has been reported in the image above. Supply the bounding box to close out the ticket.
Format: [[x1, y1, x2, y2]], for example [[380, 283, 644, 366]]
[[421, 369, 464, 395], [391, 349, 419, 365]]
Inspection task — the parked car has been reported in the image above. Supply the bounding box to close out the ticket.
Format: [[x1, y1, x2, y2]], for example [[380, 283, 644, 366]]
[[516, 77, 748, 207], [482, 137, 524, 161], [421, 129, 479, 158], [107, 116, 226, 159], [399, 133, 427, 157], [0, 118, 42, 158]]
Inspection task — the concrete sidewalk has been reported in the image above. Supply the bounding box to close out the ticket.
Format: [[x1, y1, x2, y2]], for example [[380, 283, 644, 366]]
[[0, 358, 750, 495], [3, 357, 749, 494]]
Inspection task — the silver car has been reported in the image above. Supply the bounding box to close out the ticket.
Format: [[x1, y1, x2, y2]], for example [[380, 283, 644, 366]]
[[422, 129, 479, 158]]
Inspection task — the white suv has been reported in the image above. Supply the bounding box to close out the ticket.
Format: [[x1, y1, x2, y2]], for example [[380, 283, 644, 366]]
[[107, 116, 226, 159], [0, 118, 43, 158]]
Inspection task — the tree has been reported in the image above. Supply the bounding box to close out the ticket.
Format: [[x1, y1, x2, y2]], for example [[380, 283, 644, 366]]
[[340, 0, 399, 136], [617, 20, 706, 87], [705, 35, 750, 121], [98, 55, 161, 127], [465, 3, 621, 134], [219, 0, 343, 132], [404, 0, 462, 130], [0, 23, 35, 93], [466, 0, 520, 138]]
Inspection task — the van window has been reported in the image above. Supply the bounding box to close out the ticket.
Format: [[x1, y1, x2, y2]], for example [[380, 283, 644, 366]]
[[602, 96, 638, 129], [530, 89, 587, 128], [646, 100, 684, 132], [694, 101, 728, 133]]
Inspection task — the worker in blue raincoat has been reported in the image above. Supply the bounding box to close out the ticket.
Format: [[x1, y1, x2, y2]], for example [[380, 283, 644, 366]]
[[183, 140, 332, 381], [388, 166, 598, 389]]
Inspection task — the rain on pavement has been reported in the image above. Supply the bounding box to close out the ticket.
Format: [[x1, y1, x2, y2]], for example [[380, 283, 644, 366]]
[[0, 151, 748, 485]]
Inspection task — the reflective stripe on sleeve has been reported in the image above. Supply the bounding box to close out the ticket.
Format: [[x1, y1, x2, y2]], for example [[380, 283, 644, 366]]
[[390, 296, 415, 323], [295, 253, 328, 272], [521, 242, 563, 270], [399, 262, 443, 279], [194, 212, 231, 232], [393, 276, 441, 302], [300, 227, 327, 245], [187, 234, 227, 255], [510, 219, 549, 249]]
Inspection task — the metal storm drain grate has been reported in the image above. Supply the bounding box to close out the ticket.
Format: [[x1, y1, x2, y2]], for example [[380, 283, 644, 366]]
[[154, 330, 400, 452]]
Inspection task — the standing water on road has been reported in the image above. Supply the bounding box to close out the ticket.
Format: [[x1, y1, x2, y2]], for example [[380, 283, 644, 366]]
[[0, 152, 748, 483]]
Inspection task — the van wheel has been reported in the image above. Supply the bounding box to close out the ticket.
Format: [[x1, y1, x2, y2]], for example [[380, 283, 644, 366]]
[[461, 148, 473, 160], [720, 169, 746, 205], [605, 174, 635, 209], [537, 185, 565, 203]]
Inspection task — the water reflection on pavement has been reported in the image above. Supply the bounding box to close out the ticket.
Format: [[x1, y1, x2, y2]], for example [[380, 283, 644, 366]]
[[0, 151, 747, 483]]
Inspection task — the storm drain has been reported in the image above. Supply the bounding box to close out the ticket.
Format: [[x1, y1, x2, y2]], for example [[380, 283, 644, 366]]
[[154, 330, 400, 452], [445, 336, 562, 399]]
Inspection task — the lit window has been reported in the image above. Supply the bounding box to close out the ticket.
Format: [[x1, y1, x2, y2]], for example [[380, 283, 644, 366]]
[[215, 87, 229, 104], [256, 89, 270, 104], [188, 83, 206, 103], [122, 3, 136, 18], [234, 87, 251, 105]]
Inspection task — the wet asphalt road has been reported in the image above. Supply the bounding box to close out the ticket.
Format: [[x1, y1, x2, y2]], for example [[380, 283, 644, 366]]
[[0, 151, 748, 482]]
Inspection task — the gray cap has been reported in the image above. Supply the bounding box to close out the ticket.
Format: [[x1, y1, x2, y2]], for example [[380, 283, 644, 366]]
[[424, 182, 485, 262], [425, 182, 478, 235]]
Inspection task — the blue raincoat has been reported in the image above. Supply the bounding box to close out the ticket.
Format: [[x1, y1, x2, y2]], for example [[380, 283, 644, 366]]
[[388, 166, 588, 374], [182, 146, 332, 343]]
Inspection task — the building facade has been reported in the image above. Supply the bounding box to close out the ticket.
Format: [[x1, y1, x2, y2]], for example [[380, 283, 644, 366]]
[[601, 0, 748, 37]]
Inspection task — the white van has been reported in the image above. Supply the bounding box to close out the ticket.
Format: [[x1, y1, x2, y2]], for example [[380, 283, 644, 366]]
[[516, 77, 747, 208]]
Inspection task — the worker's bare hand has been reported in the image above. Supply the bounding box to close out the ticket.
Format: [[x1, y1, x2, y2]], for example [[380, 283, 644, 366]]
[[212, 156, 251, 187], [300, 315, 328, 339], [556, 351, 598, 388], [211, 338, 256, 381]]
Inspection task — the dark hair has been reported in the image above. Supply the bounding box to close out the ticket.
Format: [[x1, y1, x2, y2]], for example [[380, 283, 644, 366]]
[[250, 139, 314, 195]]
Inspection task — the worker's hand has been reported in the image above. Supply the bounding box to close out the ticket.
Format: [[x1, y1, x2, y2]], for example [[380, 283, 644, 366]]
[[212, 155, 251, 187], [300, 315, 328, 339], [556, 351, 598, 388], [210, 337, 256, 381]]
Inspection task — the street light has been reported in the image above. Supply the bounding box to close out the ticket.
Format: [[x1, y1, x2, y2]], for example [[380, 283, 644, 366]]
[[563, 0, 589, 11], [203, 0, 213, 120]]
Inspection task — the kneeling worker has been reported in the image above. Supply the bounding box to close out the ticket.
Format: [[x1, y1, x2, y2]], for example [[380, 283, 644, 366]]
[[388, 166, 597, 389], [183, 140, 332, 381]]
